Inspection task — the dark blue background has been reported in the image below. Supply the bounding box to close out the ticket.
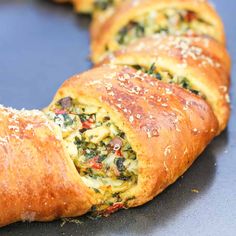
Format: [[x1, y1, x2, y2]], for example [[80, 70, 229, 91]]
[[0, 0, 235, 235]]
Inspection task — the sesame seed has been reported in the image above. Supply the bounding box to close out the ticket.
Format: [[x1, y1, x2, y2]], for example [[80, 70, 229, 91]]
[[164, 161, 169, 172], [129, 115, 134, 123], [184, 147, 188, 155], [161, 103, 168, 107], [164, 145, 172, 156], [116, 104, 122, 108], [108, 91, 115, 96], [225, 94, 230, 103]]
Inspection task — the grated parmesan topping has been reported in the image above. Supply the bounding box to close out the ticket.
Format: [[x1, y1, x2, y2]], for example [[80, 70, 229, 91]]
[[88, 66, 189, 139], [122, 35, 223, 70], [0, 105, 60, 146]]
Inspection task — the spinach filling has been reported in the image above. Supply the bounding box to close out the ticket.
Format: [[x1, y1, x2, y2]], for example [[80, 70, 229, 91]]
[[94, 0, 114, 11], [117, 21, 145, 45], [46, 97, 138, 215], [133, 63, 203, 96], [115, 9, 213, 47]]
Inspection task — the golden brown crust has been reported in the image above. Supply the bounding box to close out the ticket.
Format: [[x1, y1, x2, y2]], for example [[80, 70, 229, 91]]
[[49, 65, 218, 207], [72, 0, 94, 13], [91, 0, 225, 63], [54, 0, 94, 13], [0, 106, 95, 227], [99, 35, 231, 133]]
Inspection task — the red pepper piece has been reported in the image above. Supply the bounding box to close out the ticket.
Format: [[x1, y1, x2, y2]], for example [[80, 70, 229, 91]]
[[54, 109, 66, 115], [88, 156, 103, 170], [91, 162, 103, 169], [82, 119, 94, 129], [104, 203, 124, 215], [185, 11, 197, 22], [115, 149, 122, 157]]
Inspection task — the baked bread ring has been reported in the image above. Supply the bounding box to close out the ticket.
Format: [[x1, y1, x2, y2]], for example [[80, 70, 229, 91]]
[[99, 35, 231, 133], [0, 65, 218, 226], [91, 0, 225, 63]]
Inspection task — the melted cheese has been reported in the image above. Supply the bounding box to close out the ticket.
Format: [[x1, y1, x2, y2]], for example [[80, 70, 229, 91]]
[[84, 126, 110, 143]]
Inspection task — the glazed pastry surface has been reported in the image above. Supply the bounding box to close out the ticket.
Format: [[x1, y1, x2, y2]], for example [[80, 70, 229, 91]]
[[99, 35, 231, 132]]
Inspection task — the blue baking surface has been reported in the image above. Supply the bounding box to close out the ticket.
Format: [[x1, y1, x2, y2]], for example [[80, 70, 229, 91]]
[[0, 0, 235, 235]]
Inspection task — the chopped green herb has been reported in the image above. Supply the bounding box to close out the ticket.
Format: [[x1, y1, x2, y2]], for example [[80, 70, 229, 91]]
[[118, 175, 131, 181], [132, 65, 142, 71], [115, 158, 125, 172], [85, 149, 98, 159], [117, 22, 144, 45], [94, 0, 113, 11], [117, 27, 128, 44], [93, 188, 100, 193], [63, 114, 74, 126], [180, 78, 190, 89], [122, 143, 132, 152], [53, 113, 74, 127], [190, 89, 200, 95], [147, 63, 156, 75], [74, 136, 81, 145], [123, 196, 136, 207], [98, 155, 106, 163], [135, 23, 145, 37], [155, 72, 162, 80], [79, 114, 89, 122]]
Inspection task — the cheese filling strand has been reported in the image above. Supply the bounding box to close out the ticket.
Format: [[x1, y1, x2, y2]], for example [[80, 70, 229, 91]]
[[46, 97, 138, 215]]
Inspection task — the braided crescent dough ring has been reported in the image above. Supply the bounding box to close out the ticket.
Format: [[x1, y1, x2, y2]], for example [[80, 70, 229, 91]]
[[0, 65, 218, 227], [91, 0, 225, 63]]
